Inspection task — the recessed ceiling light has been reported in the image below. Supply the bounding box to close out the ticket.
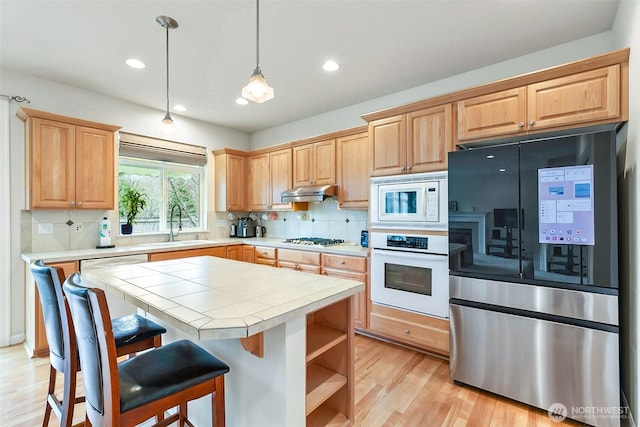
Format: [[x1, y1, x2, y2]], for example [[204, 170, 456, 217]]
[[323, 60, 340, 72], [486, 154, 495, 159], [173, 104, 187, 112], [236, 97, 249, 105], [125, 58, 146, 69], [499, 168, 507, 172]]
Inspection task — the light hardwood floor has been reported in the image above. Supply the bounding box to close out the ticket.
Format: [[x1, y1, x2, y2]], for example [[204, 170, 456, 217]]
[[0, 335, 579, 426], [353, 335, 579, 426]]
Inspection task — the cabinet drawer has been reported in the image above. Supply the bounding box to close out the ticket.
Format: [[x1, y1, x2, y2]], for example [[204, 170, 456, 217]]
[[321, 254, 366, 272], [278, 248, 321, 265], [279, 260, 321, 274], [369, 304, 449, 356], [256, 258, 277, 267], [321, 268, 366, 282], [254, 246, 276, 260]]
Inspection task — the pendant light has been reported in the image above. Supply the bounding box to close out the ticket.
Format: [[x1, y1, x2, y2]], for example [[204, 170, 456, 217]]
[[156, 15, 179, 132], [242, 0, 274, 103]]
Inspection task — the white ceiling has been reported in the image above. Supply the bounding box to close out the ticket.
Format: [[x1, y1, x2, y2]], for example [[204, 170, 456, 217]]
[[0, 0, 620, 133]]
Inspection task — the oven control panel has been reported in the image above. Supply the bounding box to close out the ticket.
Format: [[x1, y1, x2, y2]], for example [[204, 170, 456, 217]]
[[386, 235, 429, 250]]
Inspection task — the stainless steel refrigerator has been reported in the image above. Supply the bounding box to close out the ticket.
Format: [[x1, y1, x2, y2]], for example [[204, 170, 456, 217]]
[[448, 125, 621, 427]]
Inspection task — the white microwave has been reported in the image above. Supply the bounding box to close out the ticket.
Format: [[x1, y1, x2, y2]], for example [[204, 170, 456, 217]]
[[370, 172, 448, 230]]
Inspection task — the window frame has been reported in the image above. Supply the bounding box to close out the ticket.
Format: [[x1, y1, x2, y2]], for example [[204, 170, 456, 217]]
[[118, 156, 207, 235]]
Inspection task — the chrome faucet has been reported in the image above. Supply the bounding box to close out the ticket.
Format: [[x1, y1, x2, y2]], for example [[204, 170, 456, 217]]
[[168, 204, 183, 242]]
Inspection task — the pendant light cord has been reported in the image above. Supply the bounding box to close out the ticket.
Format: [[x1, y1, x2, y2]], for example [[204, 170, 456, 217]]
[[165, 25, 170, 117], [256, 0, 260, 69]]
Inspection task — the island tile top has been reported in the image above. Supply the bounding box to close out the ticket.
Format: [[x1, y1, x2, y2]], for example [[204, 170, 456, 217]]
[[84, 255, 364, 340]]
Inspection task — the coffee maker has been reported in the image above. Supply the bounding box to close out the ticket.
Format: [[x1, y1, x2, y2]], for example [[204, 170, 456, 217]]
[[236, 218, 256, 237]]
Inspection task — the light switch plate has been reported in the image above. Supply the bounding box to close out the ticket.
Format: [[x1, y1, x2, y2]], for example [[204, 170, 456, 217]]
[[38, 223, 53, 234]]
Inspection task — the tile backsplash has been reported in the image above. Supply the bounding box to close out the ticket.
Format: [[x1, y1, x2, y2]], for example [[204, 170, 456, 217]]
[[251, 199, 368, 241], [23, 209, 109, 253], [22, 198, 368, 253]]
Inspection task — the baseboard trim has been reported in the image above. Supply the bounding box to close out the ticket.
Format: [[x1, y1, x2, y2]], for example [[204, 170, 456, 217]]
[[355, 329, 449, 361], [10, 334, 24, 346]]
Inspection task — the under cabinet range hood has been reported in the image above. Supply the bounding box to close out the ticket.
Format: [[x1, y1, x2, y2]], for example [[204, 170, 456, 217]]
[[281, 185, 337, 203]]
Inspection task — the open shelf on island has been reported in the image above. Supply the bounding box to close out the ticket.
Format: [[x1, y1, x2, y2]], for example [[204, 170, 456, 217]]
[[307, 323, 347, 362], [306, 297, 354, 426], [306, 363, 348, 415], [307, 404, 351, 427]]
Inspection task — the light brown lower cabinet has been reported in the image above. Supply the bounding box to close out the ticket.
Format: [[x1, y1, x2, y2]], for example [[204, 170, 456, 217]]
[[321, 253, 368, 330], [32, 260, 79, 358], [277, 248, 321, 274], [306, 296, 354, 426], [242, 245, 255, 263], [225, 244, 244, 261], [254, 246, 277, 266], [147, 246, 227, 262], [369, 303, 449, 357]]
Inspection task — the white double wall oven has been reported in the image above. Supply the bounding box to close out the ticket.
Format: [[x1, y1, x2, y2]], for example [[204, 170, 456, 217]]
[[370, 172, 449, 319]]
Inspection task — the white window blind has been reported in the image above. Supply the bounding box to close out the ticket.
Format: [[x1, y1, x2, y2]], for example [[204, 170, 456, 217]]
[[119, 132, 207, 166]]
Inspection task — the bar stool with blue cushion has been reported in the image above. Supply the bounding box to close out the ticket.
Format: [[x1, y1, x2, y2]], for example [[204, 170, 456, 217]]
[[30, 260, 167, 427], [63, 272, 229, 426]]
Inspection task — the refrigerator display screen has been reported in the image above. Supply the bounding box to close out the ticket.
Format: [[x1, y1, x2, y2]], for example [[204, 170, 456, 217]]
[[538, 165, 595, 245]]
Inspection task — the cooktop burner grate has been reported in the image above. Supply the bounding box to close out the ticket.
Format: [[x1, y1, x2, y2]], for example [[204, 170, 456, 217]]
[[283, 237, 345, 246]]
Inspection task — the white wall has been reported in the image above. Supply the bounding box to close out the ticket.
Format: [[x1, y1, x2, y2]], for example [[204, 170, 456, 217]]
[[0, 67, 250, 344], [612, 0, 640, 423]]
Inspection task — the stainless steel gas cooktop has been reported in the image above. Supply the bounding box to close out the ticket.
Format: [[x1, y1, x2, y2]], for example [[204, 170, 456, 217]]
[[283, 237, 345, 246]]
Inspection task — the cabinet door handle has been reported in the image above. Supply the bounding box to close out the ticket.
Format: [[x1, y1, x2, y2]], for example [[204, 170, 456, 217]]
[[529, 120, 535, 126], [400, 167, 406, 171], [340, 260, 345, 264], [518, 122, 525, 128], [407, 166, 412, 171], [70, 201, 75, 206], [77, 202, 82, 206], [404, 329, 410, 334]]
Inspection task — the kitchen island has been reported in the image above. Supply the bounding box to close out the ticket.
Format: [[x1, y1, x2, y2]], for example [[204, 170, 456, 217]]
[[84, 255, 364, 427]]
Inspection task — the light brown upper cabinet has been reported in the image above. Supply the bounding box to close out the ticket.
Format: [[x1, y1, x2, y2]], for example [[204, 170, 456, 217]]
[[457, 65, 622, 142], [369, 104, 453, 177], [18, 107, 120, 210], [247, 152, 270, 210], [247, 148, 293, 211], [337, 131, 369, 209], [214, 148, 246, 212], [269, 148, 294, 209], [292, 139, 336, 186]]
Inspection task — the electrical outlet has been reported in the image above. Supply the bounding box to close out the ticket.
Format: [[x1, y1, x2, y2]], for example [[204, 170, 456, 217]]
[[360, 221, 367, 230], [74, 223, 83, 232]]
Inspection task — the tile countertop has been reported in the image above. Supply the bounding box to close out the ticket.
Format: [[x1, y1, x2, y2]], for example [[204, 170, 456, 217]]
[[21, 237, 369, 264], [84, 255, 364, 340]]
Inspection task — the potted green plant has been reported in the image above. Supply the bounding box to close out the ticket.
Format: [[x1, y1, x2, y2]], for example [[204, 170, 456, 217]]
[[119, 187, 147, 235]]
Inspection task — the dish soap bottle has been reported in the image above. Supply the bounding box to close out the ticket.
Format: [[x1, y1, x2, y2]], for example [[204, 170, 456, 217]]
[[99, 217, 112, 247]]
